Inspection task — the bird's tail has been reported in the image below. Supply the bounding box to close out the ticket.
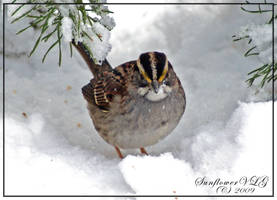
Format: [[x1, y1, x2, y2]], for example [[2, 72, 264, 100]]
[[72, 40, 112, 78]]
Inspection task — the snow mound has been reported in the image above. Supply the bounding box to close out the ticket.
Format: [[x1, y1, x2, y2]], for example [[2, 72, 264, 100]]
[[119, 153, 202, 195]]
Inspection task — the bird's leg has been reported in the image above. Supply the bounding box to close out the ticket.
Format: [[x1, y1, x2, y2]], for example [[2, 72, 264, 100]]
[[140, 147, 148, 155], [115, 146, 124, 159]]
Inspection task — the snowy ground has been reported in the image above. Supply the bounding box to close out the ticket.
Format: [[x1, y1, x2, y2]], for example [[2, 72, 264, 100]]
[[0, 1, 276, 199]]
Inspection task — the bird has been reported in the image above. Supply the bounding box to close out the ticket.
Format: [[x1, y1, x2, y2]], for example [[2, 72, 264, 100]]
[[74, 42, 186, 159]]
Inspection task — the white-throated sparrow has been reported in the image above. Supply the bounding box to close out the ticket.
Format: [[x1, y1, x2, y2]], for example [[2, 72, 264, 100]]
[[74, 42, 186, 158]]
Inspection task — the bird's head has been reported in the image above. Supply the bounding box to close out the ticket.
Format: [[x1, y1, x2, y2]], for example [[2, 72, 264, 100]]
[[136, 52, 172, 101]]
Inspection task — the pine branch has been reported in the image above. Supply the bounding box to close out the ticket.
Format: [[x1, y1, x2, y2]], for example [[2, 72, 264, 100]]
[[246, 62, 276, 87], [233, 1, 276, 88], [9, 0, 115, 67]]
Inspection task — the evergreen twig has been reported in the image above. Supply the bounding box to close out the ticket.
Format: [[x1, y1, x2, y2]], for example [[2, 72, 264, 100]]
[[10, 0, 114, 66], [57, 23, 62, 66], [234, 1, 276, 88]]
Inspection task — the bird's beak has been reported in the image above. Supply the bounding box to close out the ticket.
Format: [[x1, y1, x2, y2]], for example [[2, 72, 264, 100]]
[[151, 80, 159, 93]]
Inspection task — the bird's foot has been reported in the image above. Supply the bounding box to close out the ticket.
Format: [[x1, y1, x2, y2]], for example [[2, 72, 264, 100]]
[[115, 146, 124, 159], [140, 147, 148, 155]]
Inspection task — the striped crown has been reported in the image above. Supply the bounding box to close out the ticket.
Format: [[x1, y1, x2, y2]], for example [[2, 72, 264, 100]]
[[136, 52, 169, 83]]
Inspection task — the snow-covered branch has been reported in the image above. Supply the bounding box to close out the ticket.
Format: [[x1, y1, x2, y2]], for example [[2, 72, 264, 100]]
[[233, 3, 276, 88], [3, 0, 115, 65]]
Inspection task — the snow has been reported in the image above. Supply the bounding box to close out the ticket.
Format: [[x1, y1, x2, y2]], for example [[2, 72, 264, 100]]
[[0, 1, 276, 198], [119, 153, 202, 195], [89, 22, 112, 63], [100, 15, 116, 31], [61, 17, 73, 42]]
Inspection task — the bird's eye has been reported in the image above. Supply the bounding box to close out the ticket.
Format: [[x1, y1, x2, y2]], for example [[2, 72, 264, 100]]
[[163, 79, 170, 86]]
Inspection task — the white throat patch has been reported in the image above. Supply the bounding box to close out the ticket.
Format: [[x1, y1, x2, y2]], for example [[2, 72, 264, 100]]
[[138, 84, 172, 102], [146, 88, 168, 102]]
